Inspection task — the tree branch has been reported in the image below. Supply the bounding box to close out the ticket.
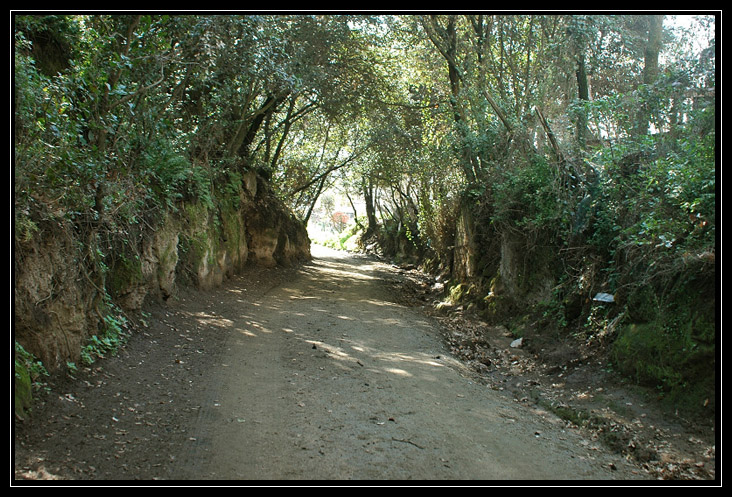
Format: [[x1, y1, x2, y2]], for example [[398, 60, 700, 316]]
[[534, 106, 564, 164], [289, 147, 367, 197], [110, 64, 166, 110]]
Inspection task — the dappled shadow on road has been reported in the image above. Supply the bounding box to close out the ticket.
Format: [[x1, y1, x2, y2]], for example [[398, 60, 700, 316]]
[[290, 248, 452, 379], [177, 244, 454, 384], [181, 244, 648, 480], [13, 244, 654, 480], [158, 244, 447, 391]]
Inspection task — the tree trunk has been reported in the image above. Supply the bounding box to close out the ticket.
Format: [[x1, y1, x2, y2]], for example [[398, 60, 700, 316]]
[[575, 51, 591, 148], [643, 15, 664, 86], [303, 175, 327, 226], [363, 179, 378, 238], [635, 14, 664, 136], [229, 93, 289, 167], [345, 190, 364, 230], [421, 15, 478, 184]]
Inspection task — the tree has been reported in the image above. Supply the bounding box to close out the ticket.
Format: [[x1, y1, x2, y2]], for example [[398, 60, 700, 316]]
[[635, 14, 665, 136], [330, 211, 350, 233]]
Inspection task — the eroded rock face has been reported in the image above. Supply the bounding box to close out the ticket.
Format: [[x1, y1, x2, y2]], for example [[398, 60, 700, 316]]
[[447, 204, 557, 322], [452, 204, 478, 281], [14, 217, 92, 372], [246, 203, 311, 268], [247, 224, 281, 267], [110, 214, 181, 310], [14, 171, 310, 375]]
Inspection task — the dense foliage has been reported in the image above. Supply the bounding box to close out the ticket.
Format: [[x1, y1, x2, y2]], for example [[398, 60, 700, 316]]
[[14, 13, 716, 411]]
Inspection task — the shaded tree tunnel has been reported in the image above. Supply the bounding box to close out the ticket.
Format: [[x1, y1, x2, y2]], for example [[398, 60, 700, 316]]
[[14, 13, 716, 449]]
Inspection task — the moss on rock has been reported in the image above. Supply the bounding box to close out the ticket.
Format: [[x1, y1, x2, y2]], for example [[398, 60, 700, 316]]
[[14, 360, 32, 419], [611, 271, 715, 413]]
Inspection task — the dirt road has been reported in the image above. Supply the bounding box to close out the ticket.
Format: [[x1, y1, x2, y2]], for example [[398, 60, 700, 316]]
[[15, 245, 649, 481]]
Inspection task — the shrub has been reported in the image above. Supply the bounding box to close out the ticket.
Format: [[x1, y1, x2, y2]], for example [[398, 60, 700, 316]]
[[491, 154, 567, 234]]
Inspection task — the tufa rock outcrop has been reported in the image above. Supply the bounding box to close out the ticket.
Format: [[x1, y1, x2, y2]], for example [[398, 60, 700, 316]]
[[14, 170, 310, 383]]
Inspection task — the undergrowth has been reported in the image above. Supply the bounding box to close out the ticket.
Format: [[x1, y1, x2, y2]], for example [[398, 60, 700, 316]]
[[80, 302, 131, 366]]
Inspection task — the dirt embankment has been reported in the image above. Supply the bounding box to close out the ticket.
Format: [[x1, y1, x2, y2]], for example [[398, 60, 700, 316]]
[[14, 246, 715, 481]]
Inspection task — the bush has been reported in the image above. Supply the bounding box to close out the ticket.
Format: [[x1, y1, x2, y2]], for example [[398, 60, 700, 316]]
[[491, 154, 567, 234], [80, 303, 130, 365]]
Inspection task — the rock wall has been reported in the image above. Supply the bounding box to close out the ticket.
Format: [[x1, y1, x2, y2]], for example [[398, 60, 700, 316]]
[[452, 204, 478, 281], [14, 214, 98, 373], [14, 170, 311, 378], [449, 207, 557, 319]]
